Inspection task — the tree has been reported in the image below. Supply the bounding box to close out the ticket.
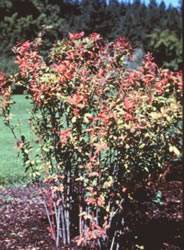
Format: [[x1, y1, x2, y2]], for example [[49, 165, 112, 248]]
[[148, 29, 182, 70]]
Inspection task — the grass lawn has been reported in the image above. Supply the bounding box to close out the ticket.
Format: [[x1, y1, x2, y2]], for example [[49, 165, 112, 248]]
[[0, 95, 33, 185]]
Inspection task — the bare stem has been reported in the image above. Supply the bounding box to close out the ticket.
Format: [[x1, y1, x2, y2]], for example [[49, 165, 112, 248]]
[[43, 200, 56, 241]]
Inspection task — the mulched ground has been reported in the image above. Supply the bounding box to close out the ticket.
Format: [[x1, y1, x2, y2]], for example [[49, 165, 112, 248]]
[[0, 180, 183, 250], [0, 185, 56, 250]]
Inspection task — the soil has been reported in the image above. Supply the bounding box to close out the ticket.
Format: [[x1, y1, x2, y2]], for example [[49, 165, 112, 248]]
[[0, 179, 183, 250]]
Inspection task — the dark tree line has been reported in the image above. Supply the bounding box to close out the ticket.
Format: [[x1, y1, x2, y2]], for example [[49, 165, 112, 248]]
[[0, 0, 182, 73]]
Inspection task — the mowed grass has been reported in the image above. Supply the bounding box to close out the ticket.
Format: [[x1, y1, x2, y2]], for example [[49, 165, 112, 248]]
[[0, 95, 33, 185]]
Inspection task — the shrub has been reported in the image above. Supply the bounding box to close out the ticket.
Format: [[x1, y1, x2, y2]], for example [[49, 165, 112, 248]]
[[0, 33, 182, 248]]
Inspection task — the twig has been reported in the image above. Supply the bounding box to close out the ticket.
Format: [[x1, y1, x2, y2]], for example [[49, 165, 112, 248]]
[[43, 200, 56, 241]]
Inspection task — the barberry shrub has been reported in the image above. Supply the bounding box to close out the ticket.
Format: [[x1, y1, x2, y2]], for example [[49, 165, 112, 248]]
[[0, 32, 182, 248]]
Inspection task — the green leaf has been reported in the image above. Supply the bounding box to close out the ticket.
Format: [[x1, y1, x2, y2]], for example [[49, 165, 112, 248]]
[[169, 145, 181, 157], [150, 112, 161, 119]]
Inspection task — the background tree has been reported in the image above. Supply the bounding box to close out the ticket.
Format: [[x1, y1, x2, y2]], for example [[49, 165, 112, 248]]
[[0, 0, 182, 73]]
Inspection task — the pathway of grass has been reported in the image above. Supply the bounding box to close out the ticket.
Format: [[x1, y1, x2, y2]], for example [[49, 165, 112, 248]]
[[0, 95, 33, 185]]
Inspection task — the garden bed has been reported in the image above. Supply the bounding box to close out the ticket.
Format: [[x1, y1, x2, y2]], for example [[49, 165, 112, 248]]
[[0, 179, 182, 250]]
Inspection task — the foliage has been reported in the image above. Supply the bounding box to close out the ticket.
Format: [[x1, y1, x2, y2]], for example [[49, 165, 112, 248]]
[[0, 33, 182, 248], [147, 29, 182, 71], [0, 0, 182, 74], [0, 0, 64, 76]]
